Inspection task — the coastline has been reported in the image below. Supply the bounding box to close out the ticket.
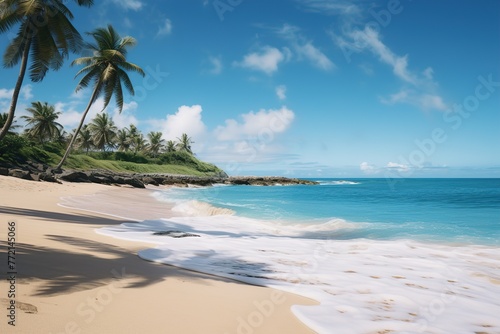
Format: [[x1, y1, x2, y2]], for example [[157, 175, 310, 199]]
[[0, 176, 317, 333], [94, 180, 500, 334]]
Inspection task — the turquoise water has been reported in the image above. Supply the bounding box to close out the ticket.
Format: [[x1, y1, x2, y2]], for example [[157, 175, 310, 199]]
[[166, 178, 500, 245], [94, 178, 500, 333]]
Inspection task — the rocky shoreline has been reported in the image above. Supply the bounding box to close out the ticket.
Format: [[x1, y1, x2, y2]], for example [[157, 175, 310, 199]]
[[0, 161, 318, 187]]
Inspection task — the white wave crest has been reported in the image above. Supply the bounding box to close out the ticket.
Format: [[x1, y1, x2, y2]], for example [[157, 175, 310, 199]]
[[172, 200, 235, 216]]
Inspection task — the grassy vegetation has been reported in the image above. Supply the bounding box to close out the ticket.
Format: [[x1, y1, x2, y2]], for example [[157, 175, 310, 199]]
[[0, 134, 224, 177]]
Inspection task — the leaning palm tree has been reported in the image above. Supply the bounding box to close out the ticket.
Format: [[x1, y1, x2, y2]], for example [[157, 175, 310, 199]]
[[147, 131, 165, 158], [21, 101, 63, 144], [56, 25, 145, 169], [176, 133, 194, 154], [165, 140, 176, 152], [0, 0, 94, 141], [88, 112, 117, 151]]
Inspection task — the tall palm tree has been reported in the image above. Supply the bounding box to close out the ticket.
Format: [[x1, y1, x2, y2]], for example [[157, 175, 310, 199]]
[[176, 133, 194, 154], [88, 112, 117, 151], [147, 131, 165, 157], [56, 25, 145, 169], [21, 101, 62, 144], [165, 140, 176, 152], [0, 0, 94, 141], [76, 124, 93, 153]]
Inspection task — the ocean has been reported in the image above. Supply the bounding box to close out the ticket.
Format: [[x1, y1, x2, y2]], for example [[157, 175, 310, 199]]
[[90, 178, 500, 333]]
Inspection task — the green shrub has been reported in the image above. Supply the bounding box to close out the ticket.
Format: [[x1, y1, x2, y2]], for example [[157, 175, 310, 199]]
[[0, 134, 27, 160], [114, 151, 149, 163]]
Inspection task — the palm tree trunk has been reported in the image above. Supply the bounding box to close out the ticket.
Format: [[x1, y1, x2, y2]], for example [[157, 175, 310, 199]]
[[0, 40, 31, 141], [56, 86, 100, 170]]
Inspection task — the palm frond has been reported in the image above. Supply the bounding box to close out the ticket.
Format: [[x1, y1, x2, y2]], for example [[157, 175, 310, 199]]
[[3, 23, 30, 68], [117, 67, 134, 95], [113, 76, 124, 112], [119, 61, 145, 76]]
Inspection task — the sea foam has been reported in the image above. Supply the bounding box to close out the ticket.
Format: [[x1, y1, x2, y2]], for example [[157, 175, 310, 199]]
[[97, 211, 500, 334]]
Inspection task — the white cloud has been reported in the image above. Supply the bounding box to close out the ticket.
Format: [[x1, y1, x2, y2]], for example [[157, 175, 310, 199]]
[[360, 162, 378, 175], [276, 85, 287, 100], [109, 0, 143, 11], [234, 46, 285, 75], [277, 24, 335, 71], [360, 162, 413, 175], [296, 0, 362, 17], [386, 162, 410, 172], [381, 89, 448, 111], [21, 85, 33, 100], [347, 27, 416, 84], [419, 94, 448, 111], [157, 105, 207, 141], [334, 27, 448, 112], [298, 42, 335, 70], [157, 18, 172, 38], [0, 88, 13, 100], [423, 67, 434, 80], [112, 101, 139, 129], [0, 85, 33, 100], [215, 106, 295, 141], [208, 56, 223, 75], [57, 98, 105, 130]]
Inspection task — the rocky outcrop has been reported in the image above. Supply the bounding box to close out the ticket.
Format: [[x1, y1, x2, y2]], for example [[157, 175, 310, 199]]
[[0, 161, 318, 188]]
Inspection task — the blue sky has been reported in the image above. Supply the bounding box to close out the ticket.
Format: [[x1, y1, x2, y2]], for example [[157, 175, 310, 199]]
[[1, 0, 499, 177]]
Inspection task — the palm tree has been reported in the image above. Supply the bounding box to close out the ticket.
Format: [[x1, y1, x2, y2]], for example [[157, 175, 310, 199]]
[[128, 124, 140, 141], [116, 128, 130, 152], [21, 101, 62, 144], [147, 131, 165, 157], [0, 113, 20, 134], [0, 0, 94, 141], [131, 133, 147, 155], [76, 124, 93, 153], [88, 113, 117, 151], [176, 133, 194, 154], [54, 129, 70, 146], [165, 140, 176, 152], [56, 25, 145, 169]]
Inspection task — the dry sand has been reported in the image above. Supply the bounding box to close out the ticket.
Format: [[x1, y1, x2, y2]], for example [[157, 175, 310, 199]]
[[0, 175, 316, 334]]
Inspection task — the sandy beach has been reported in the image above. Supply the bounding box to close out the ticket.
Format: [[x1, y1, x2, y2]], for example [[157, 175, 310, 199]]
[[0, 175, 316, 334]]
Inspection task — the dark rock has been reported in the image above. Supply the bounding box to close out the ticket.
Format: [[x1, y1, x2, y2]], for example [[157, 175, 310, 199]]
[[123, 177, 145, 188], [152, 231, 200, 238], [58, 171, 90, 183], [111, 176, 126, 185], [9, 169, 32, 180], [142, 176, 159, 186], [0, 167, 9, 176], [229, 178, 251, 185], [39, 172, 59, 183], [34, 163, 46, 172], [86, 172, 113, 184]]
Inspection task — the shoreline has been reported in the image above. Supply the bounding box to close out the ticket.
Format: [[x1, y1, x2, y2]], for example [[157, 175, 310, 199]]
[[0, 176, 317, 333], [93, 182, 500, 334]]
